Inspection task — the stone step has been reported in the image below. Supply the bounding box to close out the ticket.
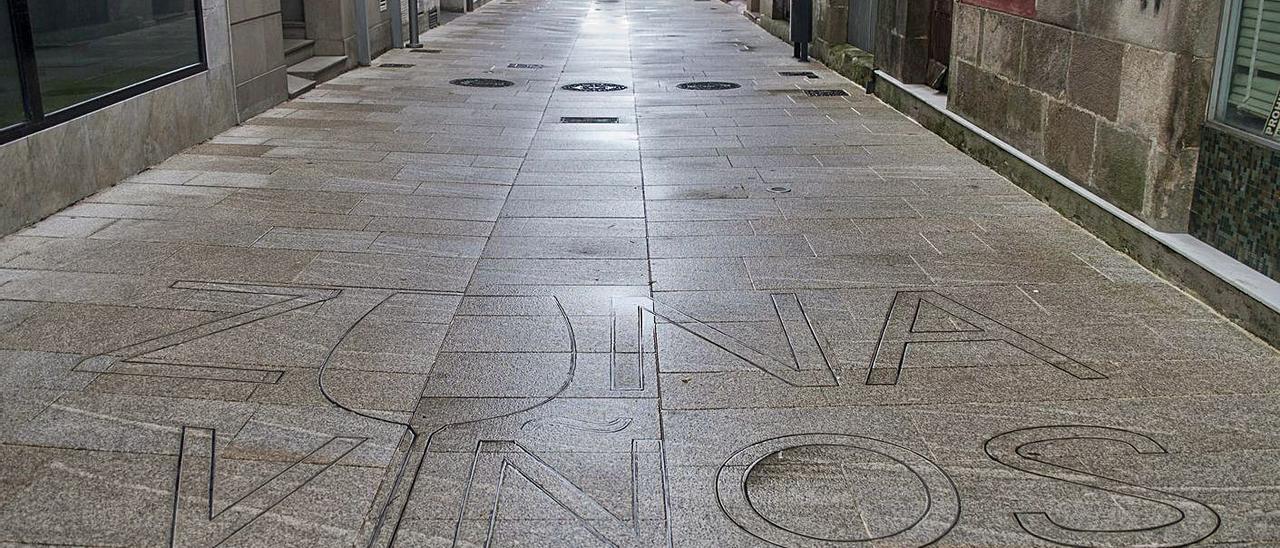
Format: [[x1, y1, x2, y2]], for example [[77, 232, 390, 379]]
[[283, 38, 315, 67], [283, 20, 307, 40], [287, 74, 316, 98], [286, 55, 347, 84]]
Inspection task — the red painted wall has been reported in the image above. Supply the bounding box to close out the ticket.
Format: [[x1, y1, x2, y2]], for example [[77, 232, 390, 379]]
[[960, 0, 1036, 17]]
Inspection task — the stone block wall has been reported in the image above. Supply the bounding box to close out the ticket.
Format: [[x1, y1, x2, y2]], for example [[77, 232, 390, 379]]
[[948, 0, 1223, 232], [875, 0, 931, 84], [369, 0, 395, 56], [814, 0, 850, 47], [758, 0, 850, 50], [230, 0, 288, 119], [757, 0, 791, 41]]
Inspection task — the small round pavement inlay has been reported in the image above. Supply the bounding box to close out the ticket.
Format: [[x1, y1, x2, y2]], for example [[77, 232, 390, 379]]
[[561, 82, 629, 92], [449, 78, 516, 88]]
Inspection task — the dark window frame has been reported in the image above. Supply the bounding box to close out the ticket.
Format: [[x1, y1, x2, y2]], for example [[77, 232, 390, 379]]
[[0, 0, 208, 145], [1210, 0, 1280, 149], [772, 0, 789, 21]]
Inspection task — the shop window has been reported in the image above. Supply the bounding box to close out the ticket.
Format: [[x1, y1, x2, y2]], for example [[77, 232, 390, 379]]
[[1, 0, 205, 143], [1, 0, 23, 128], [1214, 0, 1280, 143]]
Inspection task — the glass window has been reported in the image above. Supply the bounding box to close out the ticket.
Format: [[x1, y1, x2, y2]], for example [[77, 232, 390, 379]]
[[1, 0, 25, 128], [1215, 0, 1280, 142], [27, 0, 202, 114]]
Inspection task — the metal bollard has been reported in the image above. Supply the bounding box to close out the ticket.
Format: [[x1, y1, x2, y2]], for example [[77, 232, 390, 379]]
[[789, 0, 812, 61], [408, 0, 424, 48]]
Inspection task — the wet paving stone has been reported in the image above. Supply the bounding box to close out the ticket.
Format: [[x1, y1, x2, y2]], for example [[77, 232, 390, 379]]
[[0, 0, 1275, 545]]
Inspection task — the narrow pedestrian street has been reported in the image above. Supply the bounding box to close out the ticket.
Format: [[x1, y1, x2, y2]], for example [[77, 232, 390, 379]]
[[0, 0, 1277, 546]]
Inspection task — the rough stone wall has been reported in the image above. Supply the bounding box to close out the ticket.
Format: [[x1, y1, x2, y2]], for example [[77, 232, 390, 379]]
[[814, 0, 850, 47], [949, 0, 1223, 231], [757, 0, 792, 42], [757, 0, 849, 50], [875, 0, 932, 84]]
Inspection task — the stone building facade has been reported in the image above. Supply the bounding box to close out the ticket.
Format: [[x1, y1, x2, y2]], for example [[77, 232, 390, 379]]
[[948, 0, 1221, 233]]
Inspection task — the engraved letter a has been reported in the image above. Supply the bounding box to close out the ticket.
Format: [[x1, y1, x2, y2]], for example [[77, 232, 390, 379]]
[[868, 291, 1104, 385]]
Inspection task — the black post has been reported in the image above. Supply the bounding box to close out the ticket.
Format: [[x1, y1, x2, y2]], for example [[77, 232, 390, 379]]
[[789, 0, 812, 61], [408, 0, 423, 47]]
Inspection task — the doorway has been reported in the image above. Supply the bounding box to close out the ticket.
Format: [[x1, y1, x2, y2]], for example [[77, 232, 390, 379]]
[[847, 0, 876, 52], [772, 0, 789, 22], [282, 0, 305, 39], [926, 0, 951, 90]]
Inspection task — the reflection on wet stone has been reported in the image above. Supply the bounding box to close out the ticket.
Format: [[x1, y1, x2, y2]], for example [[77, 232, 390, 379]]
[[745, 445, 927, 541]]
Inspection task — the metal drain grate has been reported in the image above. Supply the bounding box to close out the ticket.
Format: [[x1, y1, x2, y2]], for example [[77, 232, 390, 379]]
[[427, 7, 440, 28], [677, 81, 741, 91], [378, 63, 414, 68], [561, 82, 628, 92], [561, 116, 620, 124], [509, 63, 545, 69], [411, 48, 442, 53], [779, 70, 819, 79], [804, 89, 849, 97], [450, 78, 516, 87]]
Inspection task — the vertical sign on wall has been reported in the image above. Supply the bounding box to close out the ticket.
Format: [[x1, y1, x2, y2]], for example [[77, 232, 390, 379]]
[[1266, 90, 1280, 138]]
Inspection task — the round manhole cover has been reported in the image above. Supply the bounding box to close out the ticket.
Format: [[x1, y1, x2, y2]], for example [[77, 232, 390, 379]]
[[766, 186, 792, 194], [677, 81, 741, 91], [450, 78, 515, 88], [561, 82, 628, 92]]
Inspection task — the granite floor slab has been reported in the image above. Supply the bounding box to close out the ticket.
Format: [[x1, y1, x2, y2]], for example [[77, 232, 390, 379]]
[[0, 0, 1277, 545]]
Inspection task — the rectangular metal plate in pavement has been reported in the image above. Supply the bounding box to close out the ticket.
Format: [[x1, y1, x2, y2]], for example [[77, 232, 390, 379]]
[[561, 117, 620, 124], [804, 89, 849, 96]]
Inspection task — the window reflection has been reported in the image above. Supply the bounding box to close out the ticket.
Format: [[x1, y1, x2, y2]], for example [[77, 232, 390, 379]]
[[1218, 0, 1280, 141], [1, 0, 24, 127], [28, 0, 201, 114]]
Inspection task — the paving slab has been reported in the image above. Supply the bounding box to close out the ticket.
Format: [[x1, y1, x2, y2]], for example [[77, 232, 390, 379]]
[[0, 0, 1277, 545]]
